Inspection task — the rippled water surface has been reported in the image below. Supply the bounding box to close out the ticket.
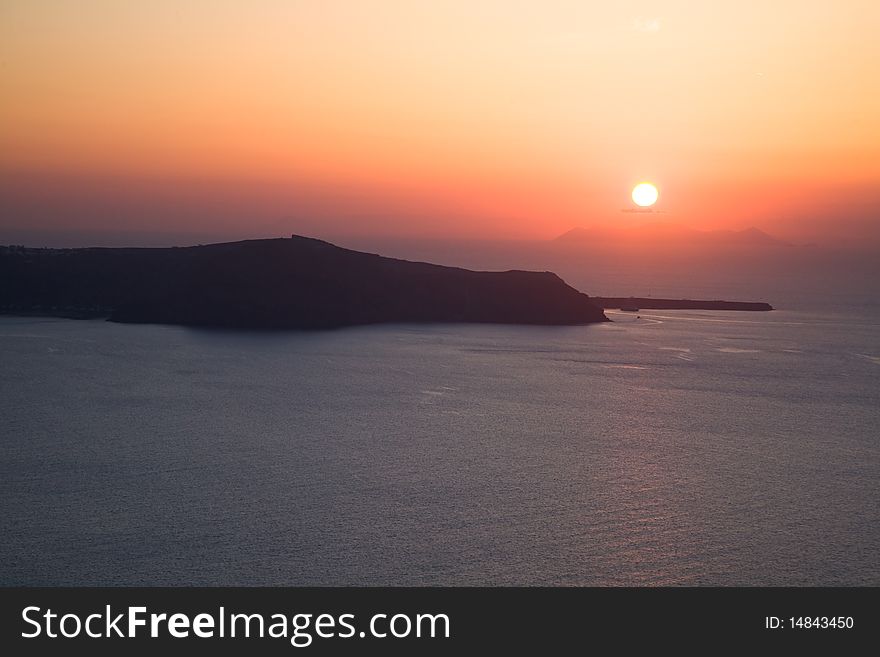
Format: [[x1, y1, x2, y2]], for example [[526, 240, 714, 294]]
[[1, 309, 878, 585]]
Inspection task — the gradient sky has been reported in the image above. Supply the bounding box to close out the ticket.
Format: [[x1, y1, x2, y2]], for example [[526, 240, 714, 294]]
[[1, 1, 878, 245]]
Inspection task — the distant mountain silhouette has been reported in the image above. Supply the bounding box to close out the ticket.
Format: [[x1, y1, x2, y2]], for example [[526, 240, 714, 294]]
[[556, 223, 790, 247], [0, 235, 609, 328]]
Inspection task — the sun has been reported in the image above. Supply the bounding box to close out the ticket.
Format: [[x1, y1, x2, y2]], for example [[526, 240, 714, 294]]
[[632, 182, 658, 207]]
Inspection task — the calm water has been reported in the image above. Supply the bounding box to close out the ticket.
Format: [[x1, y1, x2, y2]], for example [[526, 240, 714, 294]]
[[1, 308, 878, 585]]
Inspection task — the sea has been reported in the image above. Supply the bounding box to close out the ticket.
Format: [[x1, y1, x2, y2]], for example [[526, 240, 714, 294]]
[[1, 282, 878, 585]]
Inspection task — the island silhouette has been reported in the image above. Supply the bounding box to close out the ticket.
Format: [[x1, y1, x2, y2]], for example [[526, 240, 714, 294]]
[[0, 235, 771, 329]]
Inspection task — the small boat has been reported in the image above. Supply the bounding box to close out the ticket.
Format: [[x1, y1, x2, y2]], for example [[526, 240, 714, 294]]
[[620, 306, 640, 312]]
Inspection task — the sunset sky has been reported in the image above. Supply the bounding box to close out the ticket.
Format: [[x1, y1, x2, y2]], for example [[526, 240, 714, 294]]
[[1, 1, 878, 246]]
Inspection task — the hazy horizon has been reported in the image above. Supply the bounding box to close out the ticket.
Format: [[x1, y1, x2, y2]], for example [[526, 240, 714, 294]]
[[2, 219, 879, 251]]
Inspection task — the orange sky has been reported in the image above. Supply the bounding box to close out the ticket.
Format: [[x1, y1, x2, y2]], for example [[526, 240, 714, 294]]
[[1, 1, 878, 245]]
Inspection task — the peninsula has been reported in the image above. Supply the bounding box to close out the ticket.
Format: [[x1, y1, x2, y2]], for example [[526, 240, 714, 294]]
[[0, 235, 609, 329], [594, 297, 773, 311]]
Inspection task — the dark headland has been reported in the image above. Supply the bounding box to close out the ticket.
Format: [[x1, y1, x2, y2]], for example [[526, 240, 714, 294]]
[[595, 297, 773, 312], [0, 236, 609, 329]]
